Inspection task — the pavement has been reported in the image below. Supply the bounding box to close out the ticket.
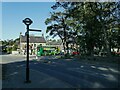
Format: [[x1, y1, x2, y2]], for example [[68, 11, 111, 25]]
[[0, 54, 36, 64], [1, 55, 120, 88]]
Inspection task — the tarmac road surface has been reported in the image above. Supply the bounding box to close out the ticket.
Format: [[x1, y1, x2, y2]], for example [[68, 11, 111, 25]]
[[1, 55, 120, 88]]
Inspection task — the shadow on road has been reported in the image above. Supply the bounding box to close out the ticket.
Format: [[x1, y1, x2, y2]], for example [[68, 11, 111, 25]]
[[2, 60, 71, 88], [1, 57, 120, 88]]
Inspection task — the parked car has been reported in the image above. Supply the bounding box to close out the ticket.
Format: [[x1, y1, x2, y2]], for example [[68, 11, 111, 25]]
[[111, 51, 120, 56], [72, 51, 80, 56]]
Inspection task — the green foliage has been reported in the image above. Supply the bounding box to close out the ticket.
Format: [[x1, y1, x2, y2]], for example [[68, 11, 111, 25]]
[[2, 39, 19, 53], [12, 44, 18, 51], [6, 47, 12, 54], [46, 2, 120, 56]]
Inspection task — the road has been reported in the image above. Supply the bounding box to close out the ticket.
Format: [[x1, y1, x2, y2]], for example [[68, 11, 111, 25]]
[[1, 54, 35, 64], [31, 56, 120, 88], [1, 55, 120, 88]]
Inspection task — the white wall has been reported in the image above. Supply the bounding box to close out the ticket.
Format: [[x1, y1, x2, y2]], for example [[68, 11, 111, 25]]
[[12, 51, 19, 55], [20, 42, 46, 54]]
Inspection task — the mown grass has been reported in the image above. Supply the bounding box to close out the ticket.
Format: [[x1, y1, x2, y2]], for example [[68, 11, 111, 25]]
[[58, 55, 120, 64], [74, 56, 120, 65]]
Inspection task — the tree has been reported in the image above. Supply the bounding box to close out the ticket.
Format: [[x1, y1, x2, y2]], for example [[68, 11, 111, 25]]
[[45, 11, 70, 54], [12, 44, 18, 51], [49, 1, 120, 56]]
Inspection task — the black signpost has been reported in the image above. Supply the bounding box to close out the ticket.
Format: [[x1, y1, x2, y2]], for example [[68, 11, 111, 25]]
[[23, 18, 42, 83]]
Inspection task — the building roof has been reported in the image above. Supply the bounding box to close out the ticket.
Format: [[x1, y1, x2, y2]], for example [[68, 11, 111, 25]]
[[20, 35, 46, 43], [46, 40, 62, 45]]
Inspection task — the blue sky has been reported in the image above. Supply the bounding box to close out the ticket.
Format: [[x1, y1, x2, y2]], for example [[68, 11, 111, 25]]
[[2, 2, 61, 40], [2, 1, 118, 41]]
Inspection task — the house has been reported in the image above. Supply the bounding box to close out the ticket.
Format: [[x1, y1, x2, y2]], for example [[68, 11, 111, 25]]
[[46, 39, 63, 50], [19, 33, 46, 55]]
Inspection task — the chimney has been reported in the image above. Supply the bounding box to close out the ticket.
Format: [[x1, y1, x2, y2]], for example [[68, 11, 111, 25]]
[[20, 32, 22, 36]]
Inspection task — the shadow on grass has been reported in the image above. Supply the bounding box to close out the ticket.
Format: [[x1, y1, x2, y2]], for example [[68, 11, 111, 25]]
[[70, 56, 120, 64]]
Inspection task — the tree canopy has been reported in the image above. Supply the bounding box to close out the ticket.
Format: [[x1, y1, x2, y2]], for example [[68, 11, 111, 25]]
[[45, 1, 120, 56]]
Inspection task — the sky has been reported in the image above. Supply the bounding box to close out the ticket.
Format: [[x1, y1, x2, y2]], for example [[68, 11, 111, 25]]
[[2, 1, 61, 40], [1, 0, 119, 40], [0, 2, 2, 41]]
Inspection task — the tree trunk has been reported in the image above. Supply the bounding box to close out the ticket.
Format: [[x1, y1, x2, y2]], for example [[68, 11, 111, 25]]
[[117, 47, 120, 52], [66, 42, 69, 55], [103, 24, 111, 57]]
